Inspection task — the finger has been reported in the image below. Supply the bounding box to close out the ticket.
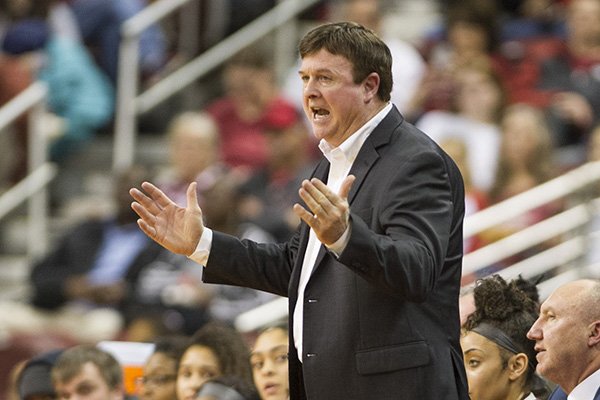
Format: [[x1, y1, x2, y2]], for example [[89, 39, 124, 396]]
[[131, 201, 157, 223], [141, 181, 176, 209], [130, 188, 162, 216], [298, 180, 326, 217], [136, 218, 157, 239], [310, 178, 336, 205], [293, 203, 318, 229], [186, 182, 200, 211]]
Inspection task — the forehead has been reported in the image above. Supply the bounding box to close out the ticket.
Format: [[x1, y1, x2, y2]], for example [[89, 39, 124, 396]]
[[461, 331, 502, 357], [180, 345, 219, 367], [299, 49, 354, 74], [541, 283, 587, 313], [56, 362, 107, 389], [253, 329, 288, 353]]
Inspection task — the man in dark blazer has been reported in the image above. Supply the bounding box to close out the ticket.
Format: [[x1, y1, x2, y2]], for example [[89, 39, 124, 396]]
[[131, 22, 468, 399], [528, 279, 600, 400]]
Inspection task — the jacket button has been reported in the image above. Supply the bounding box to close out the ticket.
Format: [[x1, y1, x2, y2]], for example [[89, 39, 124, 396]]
[[306, 353, 317, 358], [308, 299, 318, 303]]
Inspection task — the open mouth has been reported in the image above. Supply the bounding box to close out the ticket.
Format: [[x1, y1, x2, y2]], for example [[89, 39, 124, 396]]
[[311, 107, 330, 120]]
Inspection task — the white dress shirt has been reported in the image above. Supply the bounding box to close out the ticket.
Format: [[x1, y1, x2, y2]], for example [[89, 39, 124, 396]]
[[568, 368, 600, 400]]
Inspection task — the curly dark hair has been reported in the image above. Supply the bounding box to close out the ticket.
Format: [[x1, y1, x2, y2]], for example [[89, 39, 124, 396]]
[[464, 275, 541, 393], [185, 322, 253, 386]]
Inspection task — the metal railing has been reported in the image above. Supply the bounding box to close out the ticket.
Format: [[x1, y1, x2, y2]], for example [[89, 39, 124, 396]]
[[233, 161, 600, 332], [0, 82, 56, 258], [112, 0, 320, 170]]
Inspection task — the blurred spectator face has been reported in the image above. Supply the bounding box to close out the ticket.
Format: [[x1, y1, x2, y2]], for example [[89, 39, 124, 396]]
[[224, 65, 274, 111], [137, 352, 177, 400], [54, 362, 122, 400], [170, 126, 218, 182], [250, 328, 289, 400], [567, 0, 600, 44], [502, 107, 541, 162], [342, 0, 381, 32], [448, 21, 489, 55], [461, 331, 514, 400], [455, 68, 503, 122], [176, 346, 222, 400]]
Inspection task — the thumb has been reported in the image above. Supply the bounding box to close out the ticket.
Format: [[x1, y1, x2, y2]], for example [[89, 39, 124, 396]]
[[186, 182, 200, 210], [339, 175, 356, 200]]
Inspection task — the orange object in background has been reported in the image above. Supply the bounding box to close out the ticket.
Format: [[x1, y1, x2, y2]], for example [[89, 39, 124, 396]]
[[98, 341, 155, 396]]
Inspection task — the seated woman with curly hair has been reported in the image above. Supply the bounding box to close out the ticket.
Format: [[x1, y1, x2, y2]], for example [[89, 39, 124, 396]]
[[461, 275, 550, 400]]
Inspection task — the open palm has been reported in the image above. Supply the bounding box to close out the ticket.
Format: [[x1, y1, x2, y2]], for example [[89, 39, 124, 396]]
[[130, 181, 204, 255]]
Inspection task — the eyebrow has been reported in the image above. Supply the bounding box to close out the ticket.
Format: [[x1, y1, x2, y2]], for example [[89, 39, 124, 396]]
[[251, 344, 288, 357]]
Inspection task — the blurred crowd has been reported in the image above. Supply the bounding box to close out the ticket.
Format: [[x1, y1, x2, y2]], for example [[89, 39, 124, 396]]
[[0, 0, 600, 398]]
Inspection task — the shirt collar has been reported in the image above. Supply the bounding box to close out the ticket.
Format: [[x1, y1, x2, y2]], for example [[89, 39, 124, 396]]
[[318, 103, 392, 164], [569, 368, 600, 400]]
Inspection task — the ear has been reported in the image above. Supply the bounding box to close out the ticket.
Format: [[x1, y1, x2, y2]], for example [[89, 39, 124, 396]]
[[362, 72, 380, 103], [508, 353, 529, 381], [588, 320, 600, 347]]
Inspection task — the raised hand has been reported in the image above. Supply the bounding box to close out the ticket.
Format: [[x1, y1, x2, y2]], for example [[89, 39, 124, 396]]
[[130, 181, 204, 256], [293, 175, 355, 246]]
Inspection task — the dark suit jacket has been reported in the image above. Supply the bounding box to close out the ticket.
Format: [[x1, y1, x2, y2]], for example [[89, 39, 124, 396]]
[[203, 107, 469, 399], [548, 385, 600, 400]]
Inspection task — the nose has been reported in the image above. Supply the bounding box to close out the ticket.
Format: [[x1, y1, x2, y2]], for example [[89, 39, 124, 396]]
[[303, 78, 319, 98], [527, 319, 542, 340]]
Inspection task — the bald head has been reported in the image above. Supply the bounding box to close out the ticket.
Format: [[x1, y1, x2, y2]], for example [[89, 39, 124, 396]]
[[552, 279, 600, 321]]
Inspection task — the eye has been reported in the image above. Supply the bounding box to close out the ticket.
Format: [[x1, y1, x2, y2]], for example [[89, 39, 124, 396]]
[[468, 359, 480, 368], [251, 360, 264, 370], [275, 353, 288, 364]]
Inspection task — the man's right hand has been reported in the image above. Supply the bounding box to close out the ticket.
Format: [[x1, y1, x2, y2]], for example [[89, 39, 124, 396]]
[[130, 181, 204, 256]]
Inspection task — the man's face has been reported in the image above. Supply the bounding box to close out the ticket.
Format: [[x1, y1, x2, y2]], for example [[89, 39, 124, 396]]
[[299, 49, 377, 147], [54, 362, 123, 400], [526, 282, 593, 387]]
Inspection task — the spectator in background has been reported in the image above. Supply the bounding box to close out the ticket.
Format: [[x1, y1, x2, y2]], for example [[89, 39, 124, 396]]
[[490, 103, 556, 204], [250, 325, 289, 400], [176, 322, 254, 400], [138, 336, 188, 400], [206, 43, 297, 178], [67, 0, 168, 83], [527, 279, 600, 399], [236, 101, 313, 243], [0, 166, 211, 342], [462, 275, 549, 400], [196, 376, 260, 400], [408, 0, 501, 120], [0, 17, 113, 183], [15, 349, 64, 400], [52, 345, 125, 400], [416, 62, 505, 193], [156, 111, 232, 211]]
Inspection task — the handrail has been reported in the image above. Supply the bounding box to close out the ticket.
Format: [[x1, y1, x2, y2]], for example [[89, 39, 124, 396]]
[[0, 82, 46, 131], [463, 161, 600, 237], [0, 81, 53, 257], [113, 0, 320, 170], [0, 163, 57, 220]]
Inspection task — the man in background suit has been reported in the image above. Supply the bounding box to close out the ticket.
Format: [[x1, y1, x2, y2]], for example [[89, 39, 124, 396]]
[[131, 22, 468, 399], [527, 279, 600, 400]]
